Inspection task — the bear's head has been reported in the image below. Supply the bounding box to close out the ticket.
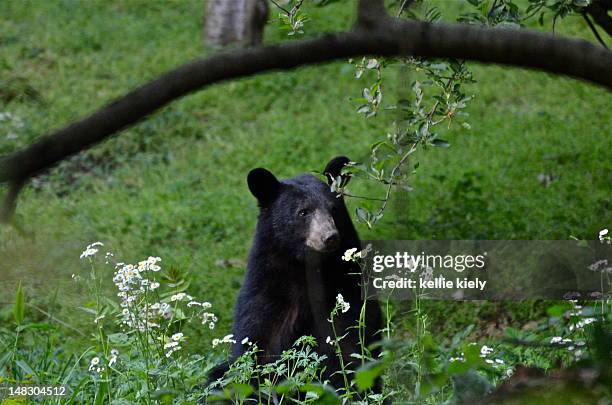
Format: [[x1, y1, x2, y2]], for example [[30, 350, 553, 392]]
[[247, 156, 353, 257]]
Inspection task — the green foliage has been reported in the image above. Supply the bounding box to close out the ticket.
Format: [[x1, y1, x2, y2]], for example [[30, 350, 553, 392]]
[[0, 0, 610, 404], [13, 281, 25, 326]]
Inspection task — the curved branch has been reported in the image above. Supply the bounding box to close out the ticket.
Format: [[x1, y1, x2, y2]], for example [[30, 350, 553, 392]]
[[0, 19, 611, 192]]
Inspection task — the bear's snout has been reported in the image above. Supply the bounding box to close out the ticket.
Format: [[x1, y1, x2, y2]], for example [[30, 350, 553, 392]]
[[305, 209, 340, 253], [324, 232, 340, 251]]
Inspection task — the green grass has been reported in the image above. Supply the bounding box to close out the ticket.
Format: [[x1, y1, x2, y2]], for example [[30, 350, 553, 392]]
[[0, 0, 610, 373]]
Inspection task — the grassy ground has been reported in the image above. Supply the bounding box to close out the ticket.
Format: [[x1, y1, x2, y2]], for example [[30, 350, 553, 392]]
[[0, 0, 610, 388]]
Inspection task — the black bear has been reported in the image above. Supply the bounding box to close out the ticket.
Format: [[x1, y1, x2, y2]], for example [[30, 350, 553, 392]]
[[213, 156, 382, 389]]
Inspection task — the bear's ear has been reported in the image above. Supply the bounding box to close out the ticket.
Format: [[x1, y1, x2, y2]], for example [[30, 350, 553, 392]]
[[323, 156, 351, 186], [247, 168, 280, 204]]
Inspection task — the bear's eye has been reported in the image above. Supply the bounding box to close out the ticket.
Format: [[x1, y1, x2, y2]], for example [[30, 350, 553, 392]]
[[298, 209, 309, 217]]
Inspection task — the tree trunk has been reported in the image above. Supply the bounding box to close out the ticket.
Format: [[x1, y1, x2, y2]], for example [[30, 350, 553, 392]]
[[204, 0, 268, 48]]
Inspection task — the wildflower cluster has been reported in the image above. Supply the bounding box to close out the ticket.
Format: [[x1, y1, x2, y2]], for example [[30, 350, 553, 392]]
[[342, 248, 360, 262], [80, 241, 104, 259], [341, 246, 370, 262], [335, 293, 351, 314], [78, 242, 218, 364], [449, 343, 510, 377], [112, 257, 163, 331], [567, 301, 598, 332], [109, 349, 119, 367], [546, 297, 601, 360], [479, 345, 504, 367], [212, 334, 236, 348], [88, 356, 104, 374], [164, 333, 185, 357]]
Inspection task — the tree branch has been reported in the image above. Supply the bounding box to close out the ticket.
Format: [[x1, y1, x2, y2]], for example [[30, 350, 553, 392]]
[[585, 0, 612, 37], [0, 17, 611, 220], [582, 12, 609, 48]]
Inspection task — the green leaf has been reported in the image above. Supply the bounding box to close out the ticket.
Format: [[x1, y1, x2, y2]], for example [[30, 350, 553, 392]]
[[94, 380, 108, 405], [274, 380, 297, 395], [299, 383, 340, 404], [14, 281, 25, 325], [78, 306, 97, 315], [108, 332, 130, 346], [65, 376, 89, 405], [547, 303, 571, 317], [355, 359, 387, 391], [432, 139, 450, 148], [429, 63, 448, 70], [504, 327, 520, 339], [356, 104, 370, 114], [16, 359, 35, 377], [447, 359, 471, 374], [356, 207, 369, 223], [152, 388, 178, 405], [228, 383, 253, 398]]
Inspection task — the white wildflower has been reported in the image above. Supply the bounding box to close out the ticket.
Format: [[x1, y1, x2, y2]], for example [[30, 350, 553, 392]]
[[342, 248, 358, 262], [165, 342, 182, 357], [202, 312, 217, 329], [171, 292, 193, 302], [80, 242, 104, 259], [550, 336, 563, 344], [138, 256, 162, 272], [571, 317, 597, 331], [480, 345, 494, 357], [212, 334, 236, 348], [109, 349, 119, 367], [88, 357, 100, 372], [335, 293, 350, 313], [158, 303, 172, 319]]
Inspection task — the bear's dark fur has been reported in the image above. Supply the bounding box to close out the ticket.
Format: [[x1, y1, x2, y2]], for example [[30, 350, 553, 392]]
[[211, 157, 381, 388]]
